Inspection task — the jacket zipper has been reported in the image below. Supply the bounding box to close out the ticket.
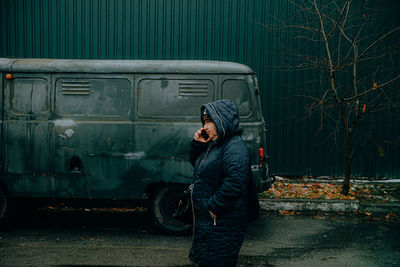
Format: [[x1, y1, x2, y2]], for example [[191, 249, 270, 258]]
[[191, 142, 213, 239]]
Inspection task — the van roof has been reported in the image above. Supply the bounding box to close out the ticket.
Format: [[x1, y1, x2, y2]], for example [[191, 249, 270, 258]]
[[0, 58, 254, 74]]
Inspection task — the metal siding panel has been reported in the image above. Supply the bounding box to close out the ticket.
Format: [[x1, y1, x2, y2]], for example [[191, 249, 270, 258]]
[[221, 0, 228, 60], [159, 0, 166, 59], [90, 0, 97, 59], [83, 0, 91, 59], [124, 0, 132, 59], [0, 0, 7, 56], [132, 0, 140, 59], [98, 0, 106, 59], [33, 0, 41, 57], [236, 0, 245, 62], [66, 0, 73, 58], [164, 0, 172, 59], [190, 0, 197, 59], [186, 0, 192, 59], [115, 0, 122, 59], [148, 0, 155, 59], [141, 0, 148, 58], [183, 0, 189, 58], [172, 0, 180, 58], [213, 0, 222, 60], [25, 0, 32, 57], [58, 0, 65, 58], [208, 0, 217, 59], [268, 0, 284, 175], [48, 0, 57, 58], [107, 0, 114, 59], [197, 0, 204, 59], [42, 0, 49, 58], [15, 0, 23, 57], [207, 0, 214, 59], [122, 0, 130, 59], [117, 0, 124, 59]]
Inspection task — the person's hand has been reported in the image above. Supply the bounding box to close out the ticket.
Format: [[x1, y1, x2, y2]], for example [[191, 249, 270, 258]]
[[209, 211, 217, 226], [194, 128, 211, 143]]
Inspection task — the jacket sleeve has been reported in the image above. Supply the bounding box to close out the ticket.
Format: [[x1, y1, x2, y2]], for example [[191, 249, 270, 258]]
[[189, 139, 208, 167], [206, 140, 249, 216]]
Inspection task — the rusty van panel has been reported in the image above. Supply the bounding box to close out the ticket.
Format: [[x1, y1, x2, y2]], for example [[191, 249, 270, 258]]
[[51, 74, 134, 199], [2, 74, 53, 196], [133, 122, 195, 185]]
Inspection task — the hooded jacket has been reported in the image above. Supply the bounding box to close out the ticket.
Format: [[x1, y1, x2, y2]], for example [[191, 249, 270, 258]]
[[189, 99, 250, 267]]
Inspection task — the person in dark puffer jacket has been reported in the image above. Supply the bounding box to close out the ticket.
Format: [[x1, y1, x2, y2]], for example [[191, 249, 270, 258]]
[[189, 99, 250, 267]]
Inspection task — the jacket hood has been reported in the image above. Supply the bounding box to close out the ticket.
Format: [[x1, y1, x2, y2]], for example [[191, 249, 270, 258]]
[[201, 99, 242, 142]]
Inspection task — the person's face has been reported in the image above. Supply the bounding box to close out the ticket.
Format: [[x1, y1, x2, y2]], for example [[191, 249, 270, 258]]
[[203, 120, 218, 141]]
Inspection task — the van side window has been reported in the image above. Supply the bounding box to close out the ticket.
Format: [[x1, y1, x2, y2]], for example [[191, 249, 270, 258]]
[[222, 79, 252, 117], [137, 79, 214, 117], [11, 78, 48, 115], [55, 78, 131, 118]]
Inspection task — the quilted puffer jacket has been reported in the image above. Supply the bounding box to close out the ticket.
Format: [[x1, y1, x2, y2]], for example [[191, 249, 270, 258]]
[[189, 99, 250, 267]]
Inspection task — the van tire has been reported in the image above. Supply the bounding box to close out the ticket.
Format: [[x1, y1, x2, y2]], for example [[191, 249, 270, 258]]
[[150, 185, 192, 235], [0, 184, 11, 225]]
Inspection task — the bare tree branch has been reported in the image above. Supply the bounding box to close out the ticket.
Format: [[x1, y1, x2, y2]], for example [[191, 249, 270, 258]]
[[326, 0, 350, 40], [358, 26, 400, 60], [343, 73, 400, 102]]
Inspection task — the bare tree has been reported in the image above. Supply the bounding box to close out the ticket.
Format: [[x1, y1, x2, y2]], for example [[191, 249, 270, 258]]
[[267, 0, 400, 194]]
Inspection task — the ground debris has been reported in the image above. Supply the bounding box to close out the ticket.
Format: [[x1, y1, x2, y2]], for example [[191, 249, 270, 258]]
[[260, 180, 400, 202]]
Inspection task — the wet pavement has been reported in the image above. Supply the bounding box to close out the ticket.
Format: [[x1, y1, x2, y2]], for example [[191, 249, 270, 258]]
[[0, 208, 399, 266]]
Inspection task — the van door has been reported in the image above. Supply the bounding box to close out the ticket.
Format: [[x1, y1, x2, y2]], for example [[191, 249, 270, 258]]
[[134, 74, 217, 188], [3, 74, 52, 196], [52, 74, 133, 199]]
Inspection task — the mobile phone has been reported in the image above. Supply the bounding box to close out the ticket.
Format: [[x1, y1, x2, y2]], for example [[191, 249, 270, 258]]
[[201, 130, 209, 140]]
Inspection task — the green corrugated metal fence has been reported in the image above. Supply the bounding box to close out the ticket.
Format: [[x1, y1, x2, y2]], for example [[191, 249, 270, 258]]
[[1, 0, 399, 178]]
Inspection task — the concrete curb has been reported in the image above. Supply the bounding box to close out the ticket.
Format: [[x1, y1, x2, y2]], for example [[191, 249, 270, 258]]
[[260, 199, 400, 213]]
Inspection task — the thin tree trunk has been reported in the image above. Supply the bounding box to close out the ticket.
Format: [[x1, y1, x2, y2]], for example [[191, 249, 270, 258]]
[[313, 0, 353, 195], [342, 131, 352, 195]]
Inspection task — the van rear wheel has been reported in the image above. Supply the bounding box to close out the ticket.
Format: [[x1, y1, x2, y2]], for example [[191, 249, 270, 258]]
[[0, 184, 11, 224], [150, 185, 192, 235]]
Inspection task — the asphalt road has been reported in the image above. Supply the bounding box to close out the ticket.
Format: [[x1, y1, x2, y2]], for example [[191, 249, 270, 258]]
[[0, 207, 399, 266]]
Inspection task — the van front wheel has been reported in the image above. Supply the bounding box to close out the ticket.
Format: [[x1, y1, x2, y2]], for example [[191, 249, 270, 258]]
[[150, 185, 192, 235]]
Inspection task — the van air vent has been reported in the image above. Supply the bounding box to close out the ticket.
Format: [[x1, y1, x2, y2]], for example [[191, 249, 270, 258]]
[[178, 82, 208, 97], [61, 81, 91, 95]]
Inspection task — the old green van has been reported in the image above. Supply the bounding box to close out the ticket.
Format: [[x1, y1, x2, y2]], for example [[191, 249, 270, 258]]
[[0, 58, 272, 233]]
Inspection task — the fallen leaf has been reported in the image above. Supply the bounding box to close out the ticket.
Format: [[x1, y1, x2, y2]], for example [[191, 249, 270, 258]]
[[279, 210, 295, 215]]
